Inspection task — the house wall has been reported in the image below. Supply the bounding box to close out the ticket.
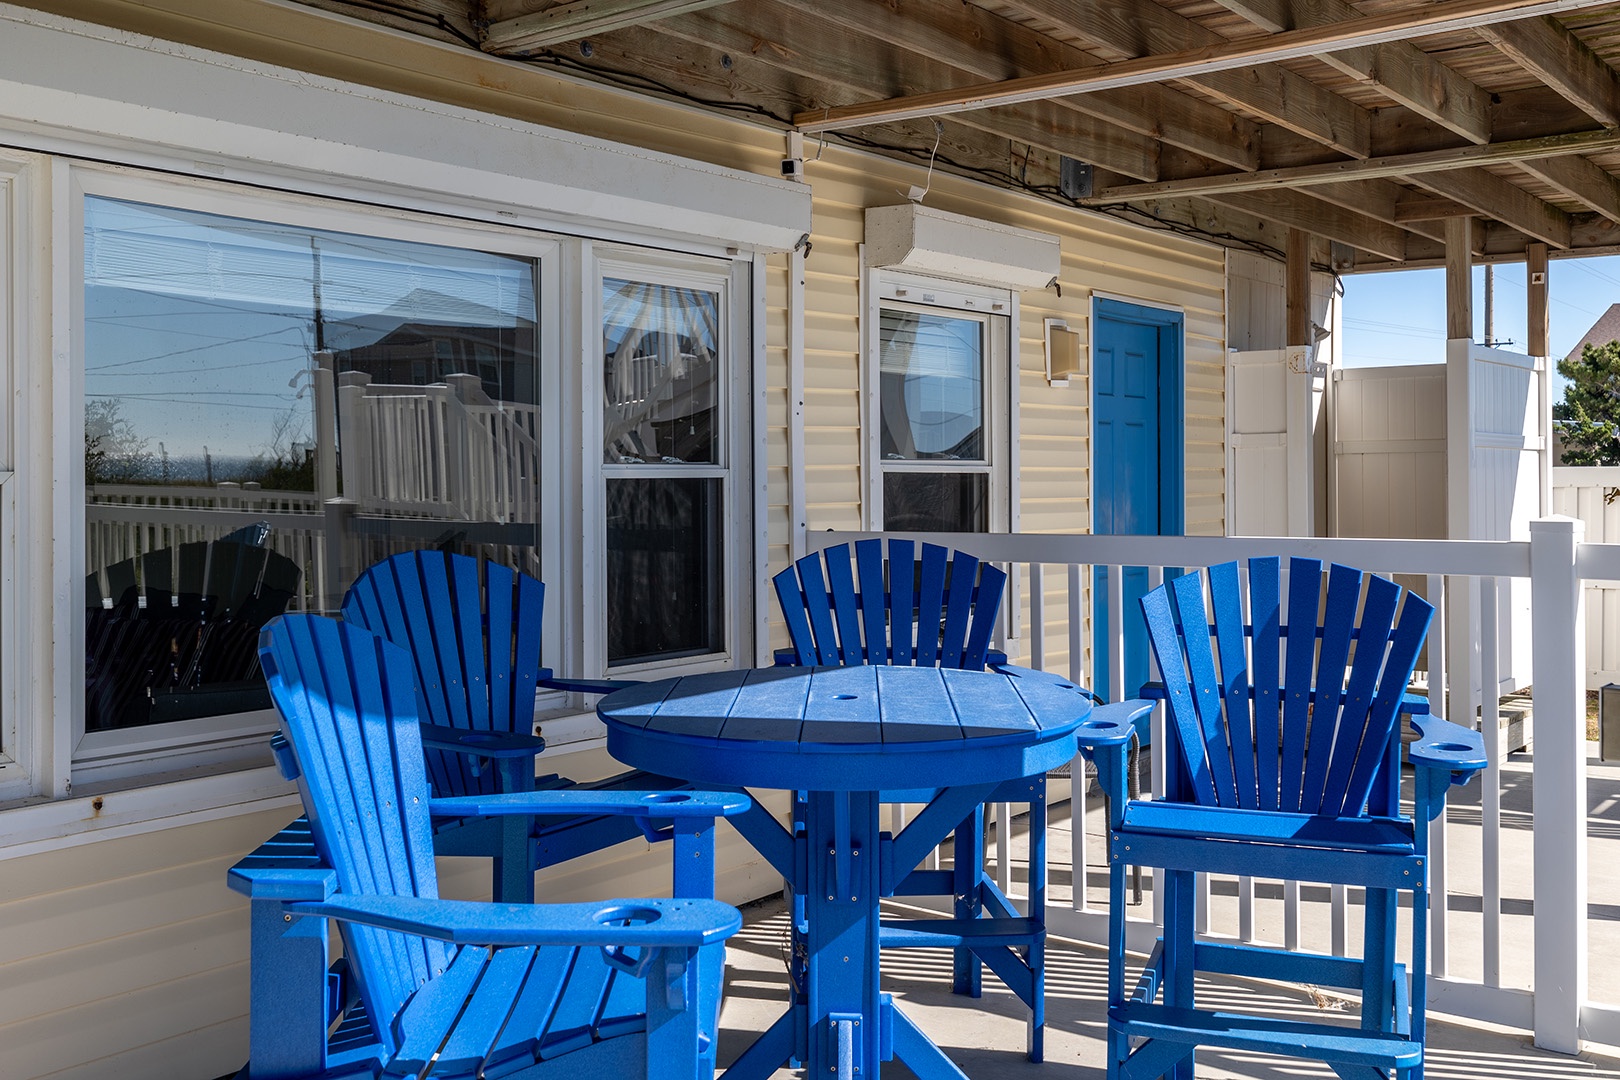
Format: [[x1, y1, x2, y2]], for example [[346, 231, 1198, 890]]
[[0, 4, 1229, 1078], [790, 151, 1226, 675]]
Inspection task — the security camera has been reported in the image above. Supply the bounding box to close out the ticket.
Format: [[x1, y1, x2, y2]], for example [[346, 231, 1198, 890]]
[[781, 157, 805, 181]]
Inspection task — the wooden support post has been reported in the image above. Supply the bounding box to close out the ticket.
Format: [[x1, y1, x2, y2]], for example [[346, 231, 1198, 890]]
[[1527, 241, 1550, 357], [1445, 218, 1474, 341], [1287, 229, 1311, 347]]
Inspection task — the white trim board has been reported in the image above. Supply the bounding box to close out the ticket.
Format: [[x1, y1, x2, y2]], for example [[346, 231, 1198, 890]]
[[0, 5, 811, 253]]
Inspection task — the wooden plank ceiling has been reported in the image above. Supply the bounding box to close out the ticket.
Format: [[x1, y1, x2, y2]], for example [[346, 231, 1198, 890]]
[[294, 0, 1620, 267]]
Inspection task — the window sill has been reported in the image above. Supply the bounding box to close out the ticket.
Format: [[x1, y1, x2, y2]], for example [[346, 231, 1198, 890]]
[[0, 762, 298, 859]]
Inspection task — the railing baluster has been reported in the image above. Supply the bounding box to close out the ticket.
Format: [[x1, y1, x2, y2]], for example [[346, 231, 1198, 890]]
[[1238, 875, 1255, 943], [1030, 563, 1046, 672], [1145, 565, 1163, 928], [1330, 883, 1347, 957], [996, 802, 1013, 897], [1069, 563, 1090, 913], [1481, 575, 1502, 987], [1284, 879, 1301, 953]]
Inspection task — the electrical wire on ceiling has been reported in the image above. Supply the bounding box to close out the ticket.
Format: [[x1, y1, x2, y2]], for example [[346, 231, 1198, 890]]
[[316, 0, 1339, 272]]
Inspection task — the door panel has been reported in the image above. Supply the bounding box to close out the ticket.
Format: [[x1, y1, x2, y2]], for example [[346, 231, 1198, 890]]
[[1094, 303, 1180, 702]]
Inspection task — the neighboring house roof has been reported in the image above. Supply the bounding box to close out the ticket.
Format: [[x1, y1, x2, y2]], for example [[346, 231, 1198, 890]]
[[1566, 304, 1620, 362]]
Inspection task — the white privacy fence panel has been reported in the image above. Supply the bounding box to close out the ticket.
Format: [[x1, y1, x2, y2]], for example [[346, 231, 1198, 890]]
[[825, 527, 1614, 1054], [1552, 465, 1620, 687], [1331, 364, 1447, 541]]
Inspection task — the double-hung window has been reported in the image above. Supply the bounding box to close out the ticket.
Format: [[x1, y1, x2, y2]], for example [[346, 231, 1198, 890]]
[[868, 272, 1010, 533], [596, 251, 746, 671]]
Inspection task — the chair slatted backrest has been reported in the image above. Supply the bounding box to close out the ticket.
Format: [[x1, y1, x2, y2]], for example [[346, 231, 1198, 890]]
[[258, 615, 451, 1053], [773, 539, 1007, 670], [342, 551, 546, 798], [1141, 556, 1432, 817]]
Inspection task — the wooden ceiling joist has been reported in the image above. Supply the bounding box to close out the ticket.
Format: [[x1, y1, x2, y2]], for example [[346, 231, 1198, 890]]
[[1082, 127, 1620, 201], [1209, 189, 1411, 259], [767, 0, 1263, 171], [1000, 0, 1371, 158], [1476, 15, 1620, 126], [483, 0, 737, 53], [1518, 154, 1620, 222], [793, 0, 1610, 132], [1211, 0, 1493, 144], [1407, 167, 1575, 246]]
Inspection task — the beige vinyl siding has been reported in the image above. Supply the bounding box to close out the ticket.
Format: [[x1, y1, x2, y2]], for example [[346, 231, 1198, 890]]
[[0, 807, 292, 1080]]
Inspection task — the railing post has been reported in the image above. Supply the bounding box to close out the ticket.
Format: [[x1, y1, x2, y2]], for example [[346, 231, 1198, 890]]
[[1530, 516, 1586, 1054]]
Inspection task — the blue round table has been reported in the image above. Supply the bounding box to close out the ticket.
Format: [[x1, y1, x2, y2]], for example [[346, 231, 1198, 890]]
[[600, 663, 1117, 1080]]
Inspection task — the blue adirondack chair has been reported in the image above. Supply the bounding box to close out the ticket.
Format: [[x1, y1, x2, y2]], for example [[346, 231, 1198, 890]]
[[1078, 557, 1487, 1080], [229, 614, 749, 1080], [773, 538, 1067, 1059], [341, 551, 688, 904]]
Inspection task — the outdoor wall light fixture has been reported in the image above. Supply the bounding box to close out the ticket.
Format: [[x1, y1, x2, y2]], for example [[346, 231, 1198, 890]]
[[1045, 318, 1081, 386]]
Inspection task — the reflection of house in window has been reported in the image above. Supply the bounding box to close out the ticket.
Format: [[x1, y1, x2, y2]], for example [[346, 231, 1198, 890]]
[[330, 288, 538, 404]]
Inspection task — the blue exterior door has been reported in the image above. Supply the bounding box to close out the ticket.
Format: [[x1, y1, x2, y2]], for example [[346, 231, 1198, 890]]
[[1093, 299, 1183, 702]]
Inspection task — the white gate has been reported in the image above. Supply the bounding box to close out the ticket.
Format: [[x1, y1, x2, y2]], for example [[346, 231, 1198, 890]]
[[1225, 346, 1321, 536]]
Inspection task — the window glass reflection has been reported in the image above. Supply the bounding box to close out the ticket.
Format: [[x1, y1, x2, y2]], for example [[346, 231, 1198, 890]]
[[602, 279, 719, 464], [605, 477, 724, 664], [879, 308, 984, 461], [83, 196, 539, 732]]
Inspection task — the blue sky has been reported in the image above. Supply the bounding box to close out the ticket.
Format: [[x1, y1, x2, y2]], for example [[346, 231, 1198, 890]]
[[1340, 254, 1620, 397]]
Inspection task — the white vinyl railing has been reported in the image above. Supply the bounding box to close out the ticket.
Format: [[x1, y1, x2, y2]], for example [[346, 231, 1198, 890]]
[[824, 521, 1611, 1055]]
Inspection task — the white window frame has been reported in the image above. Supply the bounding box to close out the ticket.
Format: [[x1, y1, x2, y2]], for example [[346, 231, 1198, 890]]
[[863, 267, 1013, 533], [0, 153, 28, 801], [64, 164, 566, 788], [586, 245, 753, 679]]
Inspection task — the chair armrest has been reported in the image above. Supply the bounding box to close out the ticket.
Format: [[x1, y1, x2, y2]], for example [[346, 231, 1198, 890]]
[[227, 820, 336, 901], [419, 723, 546, 760], [541, 676, 642, 695], [286, 894, 741, 949], [1407, 714, 1487, 775], [1076, 699, 1155, 749], [429, 789, 752, 820]]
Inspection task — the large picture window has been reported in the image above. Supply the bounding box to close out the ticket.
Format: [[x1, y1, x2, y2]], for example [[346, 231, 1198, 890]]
[[81, 193, 545, 766]]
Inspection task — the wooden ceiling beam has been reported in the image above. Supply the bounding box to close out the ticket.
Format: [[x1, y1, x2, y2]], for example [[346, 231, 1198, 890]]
[[1082, 127, 1620, 201], [651, 4, 1168, 178], [793, 0, 1609, 132], [1208, 189, 1412, 259], [1396, 194, 1482, 221], [1518, 154, 1620, 223], [1311, 179, 1447, 241], [999, 0, 1369, 157], [1406, 167, 1574, 246], [482, 0, 737, 52], [769, 0, 1260, 170], [1211, 0, 1491, 143], [1476, 15, 1620, 127]]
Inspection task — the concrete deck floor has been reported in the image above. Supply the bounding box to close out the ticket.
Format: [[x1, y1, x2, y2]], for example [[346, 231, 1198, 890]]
[[713, 744, 1620, 1079]]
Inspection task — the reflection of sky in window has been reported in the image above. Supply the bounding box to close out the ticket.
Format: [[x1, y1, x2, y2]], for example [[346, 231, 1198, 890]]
[[84, 197, 535, 464], [881, 309, 982, 456]]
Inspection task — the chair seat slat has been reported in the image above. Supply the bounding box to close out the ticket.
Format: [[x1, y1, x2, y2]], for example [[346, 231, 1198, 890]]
[[537, 948, 615, 1059]]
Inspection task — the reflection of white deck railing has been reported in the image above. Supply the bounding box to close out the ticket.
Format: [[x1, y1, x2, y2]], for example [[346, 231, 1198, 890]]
[[337, 372, 540, 525], [87, 485, 327, 609], [824, 524, 1610, 1055]]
